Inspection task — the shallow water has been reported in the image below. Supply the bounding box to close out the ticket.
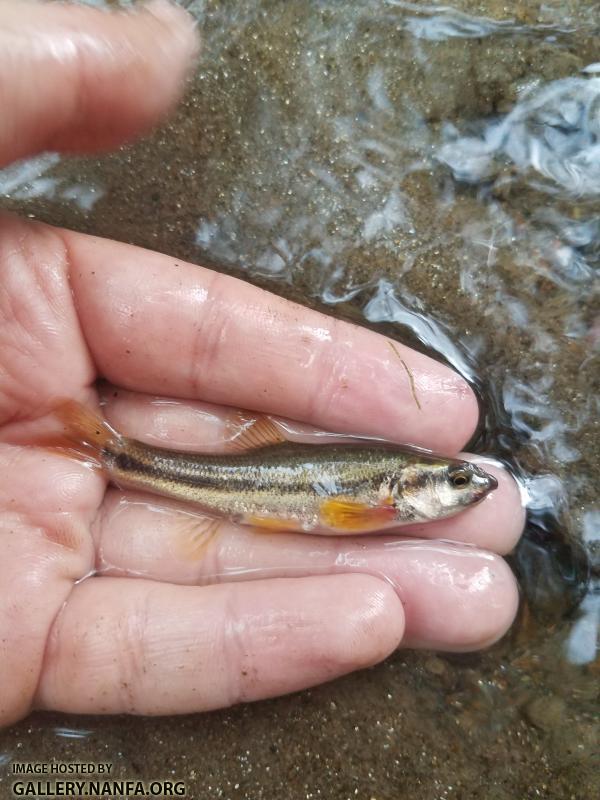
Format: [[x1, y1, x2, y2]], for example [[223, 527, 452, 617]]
[[1, 0, 598, 797]]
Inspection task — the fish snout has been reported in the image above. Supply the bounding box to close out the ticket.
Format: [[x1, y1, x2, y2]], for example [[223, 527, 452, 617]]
[[471, 466, 498, 497]]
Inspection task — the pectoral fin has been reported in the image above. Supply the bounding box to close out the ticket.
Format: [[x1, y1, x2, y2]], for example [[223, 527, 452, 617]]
[[319, 498, 396, 533]]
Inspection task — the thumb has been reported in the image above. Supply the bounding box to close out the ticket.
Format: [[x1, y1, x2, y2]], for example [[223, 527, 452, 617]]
[[0, 0, 199, 167]]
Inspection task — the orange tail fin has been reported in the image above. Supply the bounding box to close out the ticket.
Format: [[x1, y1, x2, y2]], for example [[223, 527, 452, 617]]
[[47, 399, 122, 467]]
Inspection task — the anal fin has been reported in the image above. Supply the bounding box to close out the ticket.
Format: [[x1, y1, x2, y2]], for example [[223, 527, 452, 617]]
[[174, 516, 223, 561]]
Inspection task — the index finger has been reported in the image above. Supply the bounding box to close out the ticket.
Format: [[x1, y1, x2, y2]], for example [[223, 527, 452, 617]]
[[65, 230, 479, 452]]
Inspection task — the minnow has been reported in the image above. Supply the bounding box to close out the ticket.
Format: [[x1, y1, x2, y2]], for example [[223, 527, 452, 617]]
[[53, 400, 498, 535]]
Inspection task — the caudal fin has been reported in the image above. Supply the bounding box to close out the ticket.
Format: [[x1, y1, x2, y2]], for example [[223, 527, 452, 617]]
[[50, 399, 122, 466]]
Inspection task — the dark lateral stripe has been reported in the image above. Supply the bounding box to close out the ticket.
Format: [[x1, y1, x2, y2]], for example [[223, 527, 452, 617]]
[[114, 451, 146, 474], [108, 442, 431, 496], [112, 448, 236, 489]]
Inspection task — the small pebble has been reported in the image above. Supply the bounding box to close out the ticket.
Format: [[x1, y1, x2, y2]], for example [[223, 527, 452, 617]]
[[524, 695, 566, 731], [424, 656, 447, 677]]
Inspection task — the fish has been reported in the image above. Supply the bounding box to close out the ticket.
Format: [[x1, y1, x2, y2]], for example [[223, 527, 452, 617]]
[[52, 400, 498, 535]]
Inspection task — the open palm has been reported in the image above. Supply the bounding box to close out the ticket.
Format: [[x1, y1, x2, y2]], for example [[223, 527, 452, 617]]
[[0, 0, 524, 727]]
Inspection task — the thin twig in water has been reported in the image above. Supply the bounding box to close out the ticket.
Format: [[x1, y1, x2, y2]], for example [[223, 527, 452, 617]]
[[387, 341, 422, 411]]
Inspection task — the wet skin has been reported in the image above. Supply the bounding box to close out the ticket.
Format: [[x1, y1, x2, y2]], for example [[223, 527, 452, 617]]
[[0, 0, 524, 725]]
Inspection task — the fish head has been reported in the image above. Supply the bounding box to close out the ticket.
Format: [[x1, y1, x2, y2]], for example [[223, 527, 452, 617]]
[[391, 459, 498, 522]]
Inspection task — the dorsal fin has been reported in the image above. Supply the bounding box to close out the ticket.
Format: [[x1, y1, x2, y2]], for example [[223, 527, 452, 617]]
[[229, 415, 287, 452]]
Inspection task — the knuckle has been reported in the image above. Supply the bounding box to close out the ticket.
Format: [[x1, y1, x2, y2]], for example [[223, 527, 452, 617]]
[[219, 584, 255, 707], [114, 593, 153, 713], [187, 272, 231, 397], [305, 344, 349, 423]]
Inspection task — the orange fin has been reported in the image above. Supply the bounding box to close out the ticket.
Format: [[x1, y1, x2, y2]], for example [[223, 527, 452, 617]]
[[174, 516, 222, 561], [6, 400, 120, 468], [54, 399, 120, 452], [245, 514, 303, 533], [34, 400, 123, 467], [229, 415, 287, 452], [30, 435, 104, 469], [319, 498, 396, 533]]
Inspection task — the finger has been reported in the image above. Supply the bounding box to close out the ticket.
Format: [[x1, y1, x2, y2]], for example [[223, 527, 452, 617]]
[[0, 0, 198, 165], [0, 442, 98, 726], [99, 388, 524, 553], [94, 492, 519, 651], [66, 233, 479, 452], [0, 214, 96, 426], [35, 573, 404, 715]]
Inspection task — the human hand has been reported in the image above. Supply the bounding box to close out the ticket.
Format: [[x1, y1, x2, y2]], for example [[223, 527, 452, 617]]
[[0, 0, 524, 727]]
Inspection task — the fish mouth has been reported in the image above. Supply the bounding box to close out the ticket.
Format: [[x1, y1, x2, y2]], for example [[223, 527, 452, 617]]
[[486, 474, 499, 492], [470, 465, 498, 498]]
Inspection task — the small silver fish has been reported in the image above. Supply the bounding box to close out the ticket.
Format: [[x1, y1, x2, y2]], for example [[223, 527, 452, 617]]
[[57, 401, 498, 535]]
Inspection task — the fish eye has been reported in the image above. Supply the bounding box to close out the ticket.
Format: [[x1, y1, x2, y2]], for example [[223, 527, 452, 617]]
[[449, 468, 471, 488]]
